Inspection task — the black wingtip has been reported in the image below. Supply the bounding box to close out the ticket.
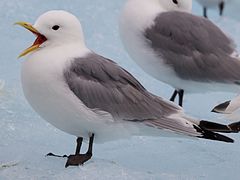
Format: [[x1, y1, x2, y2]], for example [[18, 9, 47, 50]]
[[194, 125, 234, 143], [211, 100, 231, 113], [199, 120, 240, 134], [200, 130, 234, 143]]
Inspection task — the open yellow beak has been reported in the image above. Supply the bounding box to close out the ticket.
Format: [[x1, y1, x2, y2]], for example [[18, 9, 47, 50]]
[[15, 21, 47, 58]]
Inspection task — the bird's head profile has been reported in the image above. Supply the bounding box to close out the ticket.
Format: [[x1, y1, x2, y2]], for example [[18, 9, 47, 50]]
[[16, 10, 85, 58]]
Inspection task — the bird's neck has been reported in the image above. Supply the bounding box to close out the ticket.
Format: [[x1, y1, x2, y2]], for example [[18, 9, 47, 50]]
[[42, 36, 86, 48], [25, 42, 91, 67]]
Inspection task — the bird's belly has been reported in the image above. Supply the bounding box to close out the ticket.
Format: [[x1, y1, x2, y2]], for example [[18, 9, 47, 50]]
[[21, 59, 145, 142], [21, 59, 110, 141], [22, 73, 87, 137]]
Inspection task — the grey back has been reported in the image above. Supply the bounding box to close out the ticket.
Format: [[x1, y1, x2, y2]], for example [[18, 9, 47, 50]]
[[64, 53, 180, 121], [144, 11, 240, 83]]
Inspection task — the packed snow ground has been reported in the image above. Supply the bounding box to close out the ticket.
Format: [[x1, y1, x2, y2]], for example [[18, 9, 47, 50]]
[[1, 0, 240, 179]]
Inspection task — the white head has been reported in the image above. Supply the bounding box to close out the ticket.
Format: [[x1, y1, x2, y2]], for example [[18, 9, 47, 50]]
[[16, 10, 86, 57], [34, 10, 85, 45]]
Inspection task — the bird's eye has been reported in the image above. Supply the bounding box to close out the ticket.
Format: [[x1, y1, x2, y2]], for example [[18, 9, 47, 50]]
[[172, 0, 178, 4], [52, 25, 60, 31]]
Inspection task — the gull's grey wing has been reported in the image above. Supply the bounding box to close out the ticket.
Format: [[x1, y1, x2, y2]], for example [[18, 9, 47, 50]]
[[144, 11, 240, 83], [63, 53, 201, 136]]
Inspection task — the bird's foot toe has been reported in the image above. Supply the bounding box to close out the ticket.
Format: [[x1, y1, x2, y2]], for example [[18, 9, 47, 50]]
[[46, 152, 68, 158]]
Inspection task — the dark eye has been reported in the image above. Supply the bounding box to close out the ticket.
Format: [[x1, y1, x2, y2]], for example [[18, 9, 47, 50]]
[[52, 25, 60, 31], [172, 0, 178, 4]]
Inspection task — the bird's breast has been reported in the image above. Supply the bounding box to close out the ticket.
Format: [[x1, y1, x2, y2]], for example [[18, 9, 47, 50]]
[[20, 49, 98, 138], [20, 48, 141, 142]]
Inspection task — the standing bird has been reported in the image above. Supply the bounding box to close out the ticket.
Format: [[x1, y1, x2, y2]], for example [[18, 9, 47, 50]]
[[119, 0, 240, 107], [195, 0, 226, 18], [16, 10, 240, 168]]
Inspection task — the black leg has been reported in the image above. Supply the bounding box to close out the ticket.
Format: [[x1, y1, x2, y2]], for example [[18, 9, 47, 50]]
[[219, 1, 225, 16], [86, 134, 94, 155], [178, 89, 184, 107], [170, 90, 178, 102], [75, 137, 83, 155], [65, 134, 95, 168], [169, 89, 184, 107], [203, 7, 208, 18]]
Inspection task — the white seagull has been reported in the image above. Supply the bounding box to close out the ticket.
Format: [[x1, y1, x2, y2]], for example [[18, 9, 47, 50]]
[[119, 0, 240, 107], [16, 10, 240, 167], [195, 0, 227, 17]]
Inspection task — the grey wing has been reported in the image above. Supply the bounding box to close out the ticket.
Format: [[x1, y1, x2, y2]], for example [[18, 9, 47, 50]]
[[63, 53, 201, 136], [144, 11, 240, 83]]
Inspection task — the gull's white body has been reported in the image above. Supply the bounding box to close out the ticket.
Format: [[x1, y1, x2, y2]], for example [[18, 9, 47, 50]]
[[119, 0, 174, 87], [119, 0, 240, 93], [21, 44, 145, 142], [119, 0, 187, 91]]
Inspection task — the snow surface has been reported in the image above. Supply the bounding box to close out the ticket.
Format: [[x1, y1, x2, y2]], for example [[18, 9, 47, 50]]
[[1, 0, 240, 179]]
